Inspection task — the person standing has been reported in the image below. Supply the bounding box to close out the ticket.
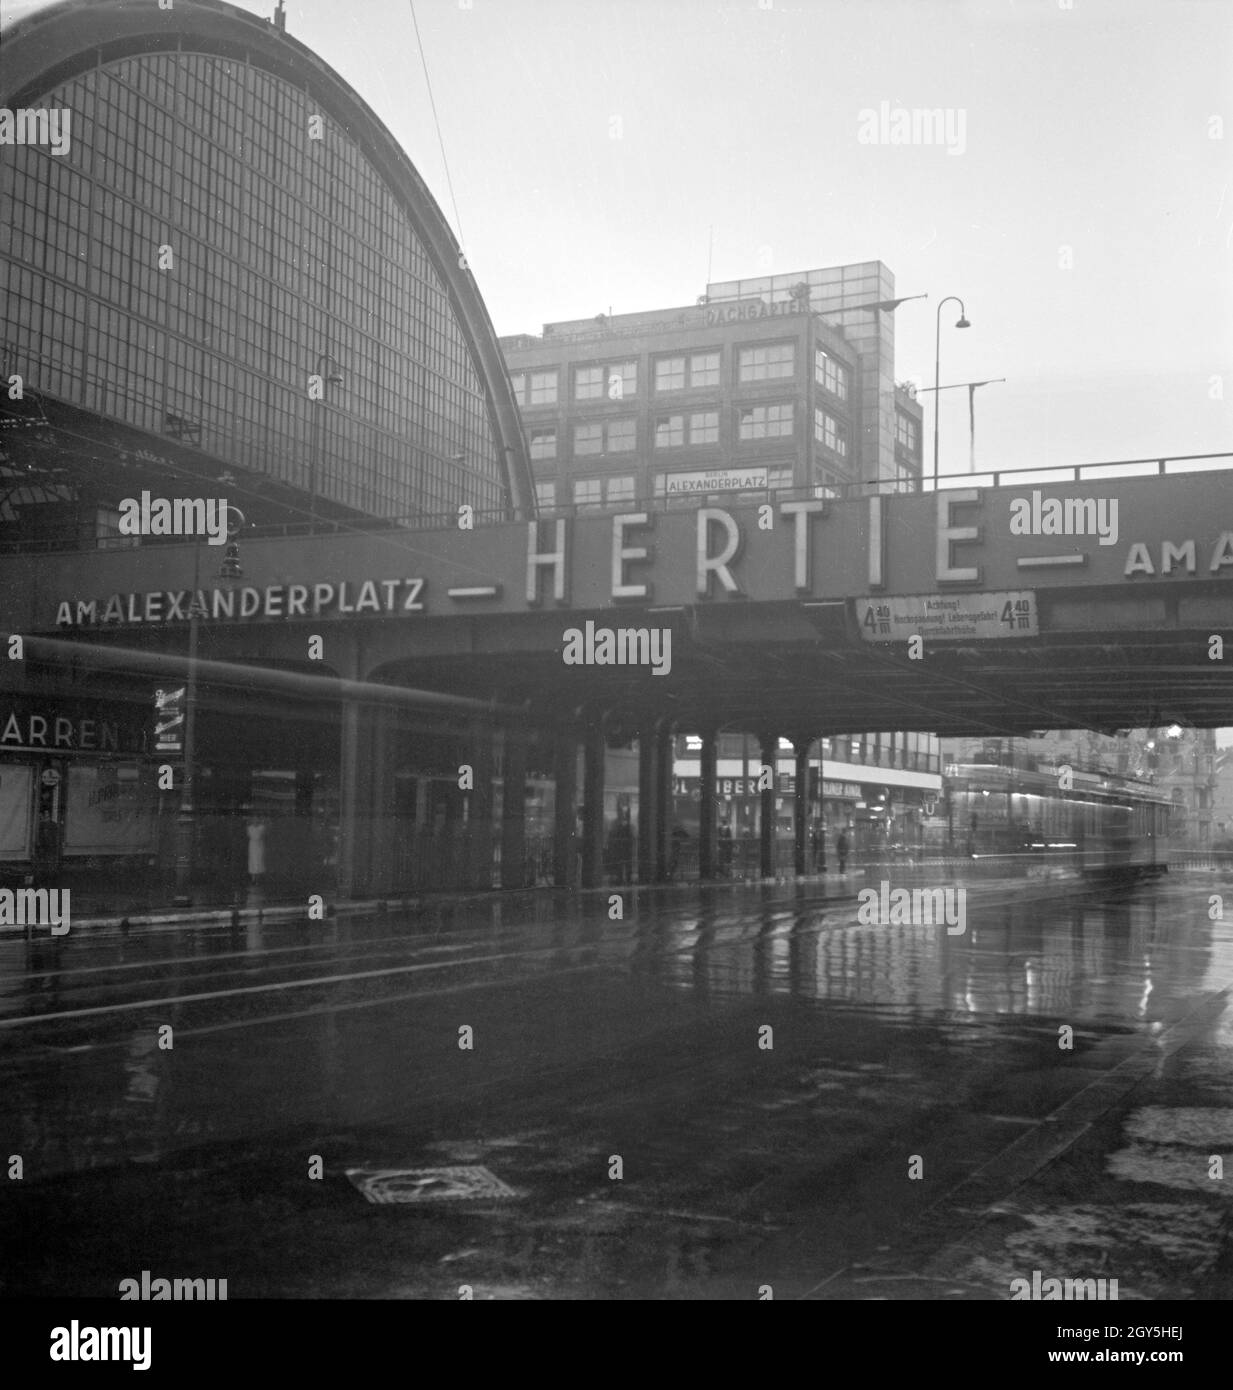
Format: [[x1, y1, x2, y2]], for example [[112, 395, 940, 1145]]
[[717, 820, 733, 878], [246, 816, 267, 888], [836, 827, 849, 874]]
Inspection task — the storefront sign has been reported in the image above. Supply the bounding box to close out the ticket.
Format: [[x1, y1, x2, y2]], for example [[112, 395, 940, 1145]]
[[663, 468, 769, 495], [822, 781, 863, 798], [153, 687, 184, 754], [705, 299, 806, 326], [0, 707, 131, 752], [858, 591, 1039, 642], [54, 578, 426, 629]]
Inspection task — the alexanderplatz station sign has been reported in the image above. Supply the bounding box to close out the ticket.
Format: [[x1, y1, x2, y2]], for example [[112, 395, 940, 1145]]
[[30, 474, 1233, 642]]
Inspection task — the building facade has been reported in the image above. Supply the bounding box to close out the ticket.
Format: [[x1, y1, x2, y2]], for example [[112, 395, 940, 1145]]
[[0, 0, 530, 896], [501, 264, 936, 865], [499, 261, 925, 517]]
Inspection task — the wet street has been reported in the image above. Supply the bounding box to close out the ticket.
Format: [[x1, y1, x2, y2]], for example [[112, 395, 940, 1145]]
[[2, 871, 1232, 1301]]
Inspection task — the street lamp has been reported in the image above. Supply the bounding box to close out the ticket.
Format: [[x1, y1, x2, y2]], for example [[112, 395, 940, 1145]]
[[931, 297, 970, 489], [173, 526, 244, 901], [308, 353, 344, 532]]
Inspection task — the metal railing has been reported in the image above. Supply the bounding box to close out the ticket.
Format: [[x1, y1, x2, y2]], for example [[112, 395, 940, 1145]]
[[3, 452, 1230, 557]]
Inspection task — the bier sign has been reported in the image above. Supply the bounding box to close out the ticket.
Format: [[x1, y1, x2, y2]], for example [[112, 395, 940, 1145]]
[[153, 686, 185, 754], [859, 591, 1039, 642]]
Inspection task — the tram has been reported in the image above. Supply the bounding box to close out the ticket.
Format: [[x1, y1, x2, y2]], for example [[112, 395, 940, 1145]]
[[944, 762, 1172, 881]]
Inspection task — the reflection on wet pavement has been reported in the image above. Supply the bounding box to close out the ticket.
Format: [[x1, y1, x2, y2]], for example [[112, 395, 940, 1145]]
[[1, 871, 1231, 1298]]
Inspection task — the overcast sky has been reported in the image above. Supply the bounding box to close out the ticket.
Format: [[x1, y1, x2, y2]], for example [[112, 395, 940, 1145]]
[[5, 0, 1231, 477]]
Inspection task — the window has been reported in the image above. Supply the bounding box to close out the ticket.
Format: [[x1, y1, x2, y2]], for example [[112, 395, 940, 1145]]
[[529, 428, 557, 460], [574, 418, 635, 455], [738, 342, 795, 382], [690, 409, 719, 445], [574, 421, 603, 455], [655, 351, 720, 391], [606, 417, 636, 452], [690, 351, 720, 388], [574, 476, 635, 512], [575, 360, 637, 400], [574, 366, 604, 400], [529, 370, 558, 405], [655, 357, 685, 392], [509, 369, 558, 406], [896, 411, 919, 452], [655, 415, 684, 448], [535, 481, 556, 509], [815, 349, 849, 400], [739, 402, 794, 440], [573, 478, 602, 509], [814, 408, 849, 457]]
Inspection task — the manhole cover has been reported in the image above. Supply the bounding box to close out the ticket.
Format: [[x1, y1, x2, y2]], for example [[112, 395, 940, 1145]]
[[346, 1165, 517, 1204]]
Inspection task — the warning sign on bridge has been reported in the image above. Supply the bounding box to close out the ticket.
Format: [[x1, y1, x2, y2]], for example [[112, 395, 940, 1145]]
[[858, 591, 1039, 642]]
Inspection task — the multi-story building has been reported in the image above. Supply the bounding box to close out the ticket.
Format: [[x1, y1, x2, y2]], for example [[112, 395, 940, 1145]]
[[0, 0, 530, 894], [499, 261, 925, 516], [502, 266, 936, 869]]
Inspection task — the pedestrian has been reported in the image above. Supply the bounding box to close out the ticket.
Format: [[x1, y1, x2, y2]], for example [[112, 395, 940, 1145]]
[[837, 827, 849, 874], [669, 823, 689, 880], [607, 811, 634, 886], [717, 821, 733, 878], [810, 820, 826, 873], [246, 815, 267, 887]]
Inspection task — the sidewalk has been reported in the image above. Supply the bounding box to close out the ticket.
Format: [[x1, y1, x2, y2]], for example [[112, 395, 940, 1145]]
[[803, 985, 1233, 1300]]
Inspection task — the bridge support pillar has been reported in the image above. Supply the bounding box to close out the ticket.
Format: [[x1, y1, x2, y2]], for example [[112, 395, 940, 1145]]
[[467, 720, 495, 890], [552, 734, 578, 889], [500, 726, 529, 890], [759, 732, 778, 880], [581, 724, 606, 890], [698, 729, 717, 880], [337, 699, 369, 900], [792, 734, 815, 878], [654, 719, 673, 882], [637, 722, 672, 884]]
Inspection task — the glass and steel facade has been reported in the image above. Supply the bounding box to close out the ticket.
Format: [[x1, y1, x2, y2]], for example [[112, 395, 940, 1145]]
[[0, 3, 527, 525]]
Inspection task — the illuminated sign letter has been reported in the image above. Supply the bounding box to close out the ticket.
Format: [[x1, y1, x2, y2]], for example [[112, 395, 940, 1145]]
[[779, 500, 824, 593], [696, 508, 743, 598], [527, 518, 568, 604], [611, 513, 653, 600], [936, 490, 981, 583]]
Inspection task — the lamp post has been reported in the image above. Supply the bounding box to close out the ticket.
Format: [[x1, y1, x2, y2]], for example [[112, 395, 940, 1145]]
[[931, 296, 970, 489], [308, 353, 344, 532], [173, 524, 244, 901]]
